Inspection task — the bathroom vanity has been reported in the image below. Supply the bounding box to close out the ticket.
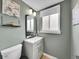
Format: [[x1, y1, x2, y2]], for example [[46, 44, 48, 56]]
[[24, 36, 44, 59]]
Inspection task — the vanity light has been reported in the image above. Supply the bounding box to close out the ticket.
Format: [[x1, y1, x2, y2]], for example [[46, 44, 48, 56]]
[[33, 12, 36, 16], [28, 9, 33, 15], [26, 9, 36, 16]]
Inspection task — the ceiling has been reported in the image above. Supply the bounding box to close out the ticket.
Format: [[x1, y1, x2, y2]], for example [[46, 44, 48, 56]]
[[22, 0, 64, 11]]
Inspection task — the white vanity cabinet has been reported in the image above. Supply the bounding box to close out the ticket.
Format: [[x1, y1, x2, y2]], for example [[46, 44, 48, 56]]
[[24, 37, 43, 59]]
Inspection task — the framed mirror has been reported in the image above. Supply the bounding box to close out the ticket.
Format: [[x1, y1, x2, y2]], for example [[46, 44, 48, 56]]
[[25, 15, 36, 38]]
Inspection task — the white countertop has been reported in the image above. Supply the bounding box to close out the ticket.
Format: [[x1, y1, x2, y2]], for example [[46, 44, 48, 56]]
[[24, 36, 43, 44]]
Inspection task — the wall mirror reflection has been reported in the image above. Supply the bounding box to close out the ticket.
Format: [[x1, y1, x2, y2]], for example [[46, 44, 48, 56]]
[[25, 15, 36, 38]]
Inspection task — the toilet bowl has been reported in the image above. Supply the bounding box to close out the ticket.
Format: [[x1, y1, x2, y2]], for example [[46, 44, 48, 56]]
[[1, 44, 22, 59]]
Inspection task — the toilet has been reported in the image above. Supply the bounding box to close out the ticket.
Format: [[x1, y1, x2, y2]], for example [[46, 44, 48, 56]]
[[1, 44, 22, 59]]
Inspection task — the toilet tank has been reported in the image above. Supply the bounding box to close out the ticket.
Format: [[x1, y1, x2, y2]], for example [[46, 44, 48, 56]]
[[1, 44, 22, 59], [24, 36, 44, 59]]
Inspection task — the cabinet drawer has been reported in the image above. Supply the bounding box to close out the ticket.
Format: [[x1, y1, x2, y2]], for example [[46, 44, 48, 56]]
[[34, 40, 43, 47]]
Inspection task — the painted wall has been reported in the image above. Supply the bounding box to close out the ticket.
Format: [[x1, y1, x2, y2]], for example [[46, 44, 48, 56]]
[[0, 0, 72, 59], [72, 25, 79, 59], [72, 0, 79, 59], [37, 0, 72, 59], [0, 0, 30, 58]]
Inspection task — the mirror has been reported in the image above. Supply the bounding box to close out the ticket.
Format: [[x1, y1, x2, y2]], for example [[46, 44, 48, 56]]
[[25, 15, 36, 38]]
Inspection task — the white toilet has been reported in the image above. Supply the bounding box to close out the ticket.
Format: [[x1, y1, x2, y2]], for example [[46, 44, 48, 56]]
[[1, 44, 22, 59]]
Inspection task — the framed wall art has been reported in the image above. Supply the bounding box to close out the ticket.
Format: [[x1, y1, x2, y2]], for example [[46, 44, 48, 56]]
[[2, 0, 20, 17]]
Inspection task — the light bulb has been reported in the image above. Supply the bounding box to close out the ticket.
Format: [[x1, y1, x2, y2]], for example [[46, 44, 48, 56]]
[[29, 9, 32, 15], [33, 12, 36, 16]]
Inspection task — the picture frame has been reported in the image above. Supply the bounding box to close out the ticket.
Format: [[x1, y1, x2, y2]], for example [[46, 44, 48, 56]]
[[1, 15, 21, 27], [2, 0, 20, 17], [1, 0, 21, 27]]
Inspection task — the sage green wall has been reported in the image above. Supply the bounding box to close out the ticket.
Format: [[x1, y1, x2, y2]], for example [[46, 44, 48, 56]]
[[0, 0, 29, 52], [72, 0, 79, 59], [37, 0, 72, 59], [0, 0, 72, 59]]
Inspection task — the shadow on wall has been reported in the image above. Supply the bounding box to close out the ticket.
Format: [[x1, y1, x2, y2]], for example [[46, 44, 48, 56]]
[[0, 52, 2, 59]]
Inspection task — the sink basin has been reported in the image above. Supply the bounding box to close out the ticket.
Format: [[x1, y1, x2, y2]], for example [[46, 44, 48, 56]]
[[24, 36, 43, 44]]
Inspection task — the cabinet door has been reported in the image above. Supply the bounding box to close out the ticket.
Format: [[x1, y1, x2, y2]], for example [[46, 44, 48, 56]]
[[38, 44, 43, 59], [33, 43, 43, 59], [33, 46, 39, 59]]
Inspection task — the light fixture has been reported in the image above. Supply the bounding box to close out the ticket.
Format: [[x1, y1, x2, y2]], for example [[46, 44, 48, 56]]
[[33, 12, 36, 16], [26, 9, 36, 16], [28, 9, 32, 15]]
